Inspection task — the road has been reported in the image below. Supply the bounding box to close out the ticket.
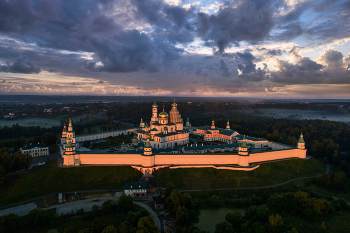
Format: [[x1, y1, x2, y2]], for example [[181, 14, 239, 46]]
[[30, 153, 60, 168], [133, 201, 161, 230]]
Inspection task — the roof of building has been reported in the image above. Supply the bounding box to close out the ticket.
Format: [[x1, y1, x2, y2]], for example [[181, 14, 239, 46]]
[[152, 195, 164, 204], [298, 133, 305, 143], [207, 143, 238, 150], [124, 182, 148, 190], [183, 144, 207, 151], [154, 131, 181, 138], [21, 143, 48, 150], [197, 126, 236, 136]]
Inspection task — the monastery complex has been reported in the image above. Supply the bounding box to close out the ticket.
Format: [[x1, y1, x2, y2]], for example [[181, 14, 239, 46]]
[[60, 101, 307, 174]]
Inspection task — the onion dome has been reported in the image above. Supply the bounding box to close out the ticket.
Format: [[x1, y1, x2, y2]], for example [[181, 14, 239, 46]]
[[145, 131, 150, 137], [152, 101, 158, 108], [171, 99, 177, 108], [159, 111, 168, 118], [145, 122, 149, 128], [159, 106, 168, 118], [132, 135, 138, 143], [121, 142, 126, 147]]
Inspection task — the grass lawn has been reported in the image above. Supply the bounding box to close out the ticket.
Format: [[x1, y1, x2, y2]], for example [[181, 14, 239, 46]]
[[154, 158, 326, 190], [283, 211, 350, 233], [0, 160, 142, 206]]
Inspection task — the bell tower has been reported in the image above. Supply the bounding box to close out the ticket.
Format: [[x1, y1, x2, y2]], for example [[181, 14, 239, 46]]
[[151, 101, 158, 122]]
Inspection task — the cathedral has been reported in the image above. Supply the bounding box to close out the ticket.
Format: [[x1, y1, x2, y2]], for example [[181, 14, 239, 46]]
[[135, 100, 189, 149]]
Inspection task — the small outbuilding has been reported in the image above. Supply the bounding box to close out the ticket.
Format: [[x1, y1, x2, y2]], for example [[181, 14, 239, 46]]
[[152, 195, 164, 210]]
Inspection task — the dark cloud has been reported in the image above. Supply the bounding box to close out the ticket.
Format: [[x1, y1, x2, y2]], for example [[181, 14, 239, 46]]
[[97, 80, 104, 84], [85, 30, 169, 72], [0, 0, 40, 33], [269, 49, 350, 84], [219, 60, 231, 77], [1, 56, 41, 74], [197, 0, 275, 53]]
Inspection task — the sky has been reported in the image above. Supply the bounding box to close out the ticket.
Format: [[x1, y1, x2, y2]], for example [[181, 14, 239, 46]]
[[0, 0, 349, 98]]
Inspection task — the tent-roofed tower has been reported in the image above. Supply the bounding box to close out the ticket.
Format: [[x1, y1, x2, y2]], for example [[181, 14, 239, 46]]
[[298, 133, 305, 149]]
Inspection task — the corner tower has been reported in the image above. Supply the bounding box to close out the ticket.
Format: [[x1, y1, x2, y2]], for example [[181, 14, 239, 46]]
[[298, 133, 305, 149]]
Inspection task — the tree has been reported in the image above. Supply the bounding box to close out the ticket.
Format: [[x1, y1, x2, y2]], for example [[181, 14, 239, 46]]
[[215, 220, 234, 233], [165, 182, 175, 198], [83, 141, 91, 148], [169, 189, 182, 214], [92, 216, 105, 233], [0, 147, 11, 172], [225, 212, 243, 230], [176, 205, 191, 226], [118, 194, 134, 213], [102, 225, 117, 233], [13, 151, 32, 171], [137, 215, 160, 233], [41, 132, 57, 145], [269, 213, 283, 227]]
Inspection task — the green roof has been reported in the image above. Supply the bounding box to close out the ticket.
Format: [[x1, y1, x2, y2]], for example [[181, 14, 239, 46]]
[[298, 133, 305, 143], [240, 139, 247, 148], [124, 182, 148, 190], [21, 143, 48, 150], [145, 140, 151, 148]]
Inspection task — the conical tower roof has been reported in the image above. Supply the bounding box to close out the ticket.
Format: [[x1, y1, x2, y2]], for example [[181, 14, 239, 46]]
[[298, 133, 305, 143]]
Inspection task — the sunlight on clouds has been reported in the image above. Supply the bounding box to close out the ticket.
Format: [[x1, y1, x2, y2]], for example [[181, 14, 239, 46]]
[[164, 0, 182, 6]]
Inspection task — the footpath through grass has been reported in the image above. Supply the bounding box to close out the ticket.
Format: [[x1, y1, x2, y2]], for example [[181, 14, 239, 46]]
[[154, 158, 326, 190], [0, 160, 142, 206]]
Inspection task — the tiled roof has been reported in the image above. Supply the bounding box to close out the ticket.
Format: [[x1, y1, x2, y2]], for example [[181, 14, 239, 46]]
[[124, 182, 148, 190], [21, 143, 48, 150]]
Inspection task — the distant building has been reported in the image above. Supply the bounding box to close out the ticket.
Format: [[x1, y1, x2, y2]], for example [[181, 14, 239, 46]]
[[124, 182, 148, 198], [21, 142, 49, 157], [152, 196, 164, 210]]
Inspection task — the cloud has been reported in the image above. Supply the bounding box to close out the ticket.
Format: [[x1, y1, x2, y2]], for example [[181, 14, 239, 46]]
[[270, 48, 350, 84], [1, 55, 41, 74], [219, 59, 231, 77], [197, 0, 275, 53]]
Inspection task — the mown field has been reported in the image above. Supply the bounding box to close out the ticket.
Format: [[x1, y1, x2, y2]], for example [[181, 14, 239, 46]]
[[0, 160, 142, 206], [154, 158, 327, 190]]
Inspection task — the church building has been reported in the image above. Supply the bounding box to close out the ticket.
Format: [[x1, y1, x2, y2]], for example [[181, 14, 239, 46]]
[[136, 100, 189, 149]]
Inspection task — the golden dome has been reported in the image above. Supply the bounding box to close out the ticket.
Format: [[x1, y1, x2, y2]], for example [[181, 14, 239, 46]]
[[159, 111, 168, 118], [152, 101, 158, 108], [171, 99, 177, 108]]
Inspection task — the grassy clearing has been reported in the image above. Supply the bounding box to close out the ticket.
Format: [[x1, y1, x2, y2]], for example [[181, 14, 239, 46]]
[[154, 158, 326, 190], [0, 160, 142, 206], [284, 211, 350, 233]]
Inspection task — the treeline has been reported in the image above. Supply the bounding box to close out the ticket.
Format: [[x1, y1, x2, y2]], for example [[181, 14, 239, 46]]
[[163, 182, 350, 233], [0, 118, 107, 141], [0, 195, 160, 233], [105, 101, 350, 123]]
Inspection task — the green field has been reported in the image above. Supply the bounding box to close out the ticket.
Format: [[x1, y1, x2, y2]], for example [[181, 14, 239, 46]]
[[154, 158, 327, 190], [0, 160, 142, 206]]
